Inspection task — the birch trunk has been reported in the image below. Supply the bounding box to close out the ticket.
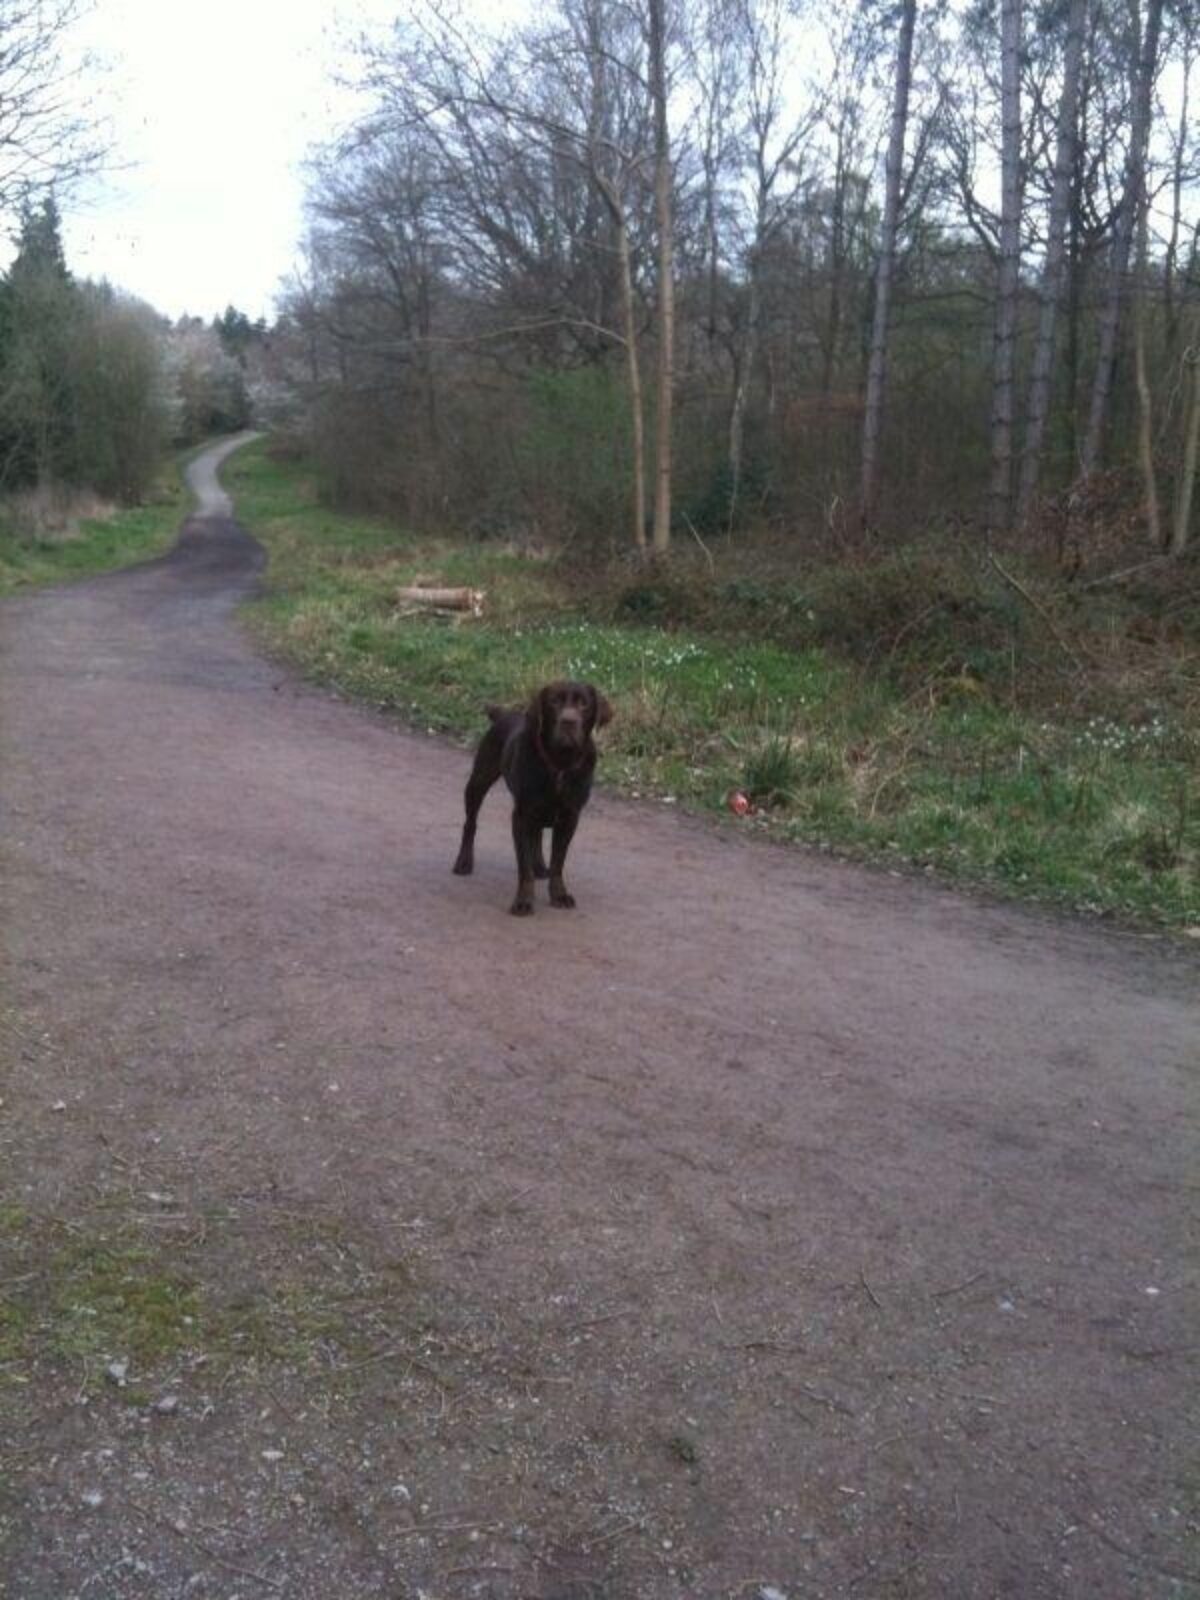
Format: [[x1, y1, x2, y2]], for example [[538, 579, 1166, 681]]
[[648, 0, 674, 555], [860, 0, 917, 529], [727, 249, 760, 529], [616, 209, 648, 553], [987, 0, 1023, 540], [1016, 0, 1087, 529], [1079, 0, 1164, 480], [596, 173, 646, 552], [1163, 36, 1191, 351], [1132, 205, 1161, 546]]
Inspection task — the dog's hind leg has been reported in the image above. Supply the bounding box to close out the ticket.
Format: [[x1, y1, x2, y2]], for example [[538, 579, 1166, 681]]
[[453, 729, 503, 876]]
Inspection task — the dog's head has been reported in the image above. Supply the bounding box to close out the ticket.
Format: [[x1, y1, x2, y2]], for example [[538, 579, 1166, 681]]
[[528, 680, 613, 755]]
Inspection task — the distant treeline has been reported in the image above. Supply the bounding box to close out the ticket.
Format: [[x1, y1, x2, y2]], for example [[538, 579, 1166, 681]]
[[260, 0, 1199, 557], [0, 200, 263, 505]]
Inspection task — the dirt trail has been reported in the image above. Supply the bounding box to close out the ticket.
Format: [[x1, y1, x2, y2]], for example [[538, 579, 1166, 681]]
[[1, 439, 1197, 1599]]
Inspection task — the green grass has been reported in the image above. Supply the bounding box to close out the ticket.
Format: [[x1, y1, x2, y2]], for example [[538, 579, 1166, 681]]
[[0, 457, 190, 596], [228, 439, 1199, 929]]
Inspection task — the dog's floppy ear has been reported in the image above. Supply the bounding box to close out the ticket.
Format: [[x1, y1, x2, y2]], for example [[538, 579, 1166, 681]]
[[591, 687, 613, 729]]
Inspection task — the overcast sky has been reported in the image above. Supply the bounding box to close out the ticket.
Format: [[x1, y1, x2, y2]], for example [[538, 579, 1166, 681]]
[[60, 0, 396, 322], [51, 2, 1196, 326]]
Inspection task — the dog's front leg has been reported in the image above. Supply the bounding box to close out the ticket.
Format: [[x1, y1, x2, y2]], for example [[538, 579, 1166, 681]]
[[510, 811, 539, 916], [533, 831, 550, 879], [548, 812, 580, 908]]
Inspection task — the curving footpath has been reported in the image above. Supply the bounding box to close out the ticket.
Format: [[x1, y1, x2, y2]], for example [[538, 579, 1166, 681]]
[[0, 436, 1196, 1598]]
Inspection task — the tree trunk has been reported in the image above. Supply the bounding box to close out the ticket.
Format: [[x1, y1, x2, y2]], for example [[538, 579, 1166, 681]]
[[727, 246, 760, 529], [616, 209, 648, 553], [1016, 0, 1087, 530], [647, 0, 674, 555], [1079, 0, 1164, 480], [1132, 204, 1161, 545], [596, 173, 646, 552], [1171, 319, 1200, 555], [987, 0, 1023, 540], [821, 119, 848, 401], [860, 0, 917, 530], [1163, 35, 1191, 352]]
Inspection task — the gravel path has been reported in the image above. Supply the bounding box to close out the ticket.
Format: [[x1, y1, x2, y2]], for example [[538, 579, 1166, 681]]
[[1, 438, 1197, 1598]]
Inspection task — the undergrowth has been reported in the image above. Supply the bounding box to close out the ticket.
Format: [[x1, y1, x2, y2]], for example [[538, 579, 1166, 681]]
[[0, 456, 190, 596]]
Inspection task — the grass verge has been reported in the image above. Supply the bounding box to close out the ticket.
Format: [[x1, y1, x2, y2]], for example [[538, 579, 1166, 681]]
[[0, 456, 190, 596], [228, 439, 1199, 929]]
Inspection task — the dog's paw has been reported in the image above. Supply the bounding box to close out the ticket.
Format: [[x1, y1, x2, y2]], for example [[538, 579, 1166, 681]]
[[549, 890, 576, 909], [510, 898, 535, 917]]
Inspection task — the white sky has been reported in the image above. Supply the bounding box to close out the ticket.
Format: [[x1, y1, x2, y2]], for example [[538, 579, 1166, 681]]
[[49, 2, 1196, 324], [61, 0, 397, 322]]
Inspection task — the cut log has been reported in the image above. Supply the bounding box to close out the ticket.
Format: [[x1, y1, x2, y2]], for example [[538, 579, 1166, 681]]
[[395, 585, 485, 617]]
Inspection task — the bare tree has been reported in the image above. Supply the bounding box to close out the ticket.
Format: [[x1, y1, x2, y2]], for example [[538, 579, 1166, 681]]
[[723, 0, 823, 526], [1131, 186, 1161, 544], [1078, 0, 1165, 481], [647, 0, 675, 554], [0, 0, 108, 214], [860, 0, 918, 530], [575, 0, 651, 550], [1161, 12, 1196, 349], [1015, 0, 1088, 529], [986, 0, 1023, 539]]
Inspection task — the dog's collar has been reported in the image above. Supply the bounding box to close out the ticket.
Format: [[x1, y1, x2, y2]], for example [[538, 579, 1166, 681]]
[[531, 721, 586, 791]]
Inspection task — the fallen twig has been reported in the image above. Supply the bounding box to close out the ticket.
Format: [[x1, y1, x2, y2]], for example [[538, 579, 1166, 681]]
[[554, 1309, 632, 1335], [682, 512, 715, 573], [931, 1271, 985, 1300], [987, 553, 1087, 671], [799, 1384, 856, 1418], [395, 1520, 501, 1540], [346, 1343, 454, 1390], [1076, 556, 1171, 591], [724, 1340, 807, 1356], [581, 1516, 643, 1551], [125, 1499, 283, 1590]]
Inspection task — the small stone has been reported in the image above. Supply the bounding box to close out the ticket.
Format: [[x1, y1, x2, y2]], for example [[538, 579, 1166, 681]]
[[759, 1588, 788, 1600], [106, 1360, 129, 1386], [1145, 1286, 1161, 1297], [261, 1448, 284, 1463], [51, 1101, 67, 1113], [154, 1395, 180, 1415], [81, 1489, 104, 1509]]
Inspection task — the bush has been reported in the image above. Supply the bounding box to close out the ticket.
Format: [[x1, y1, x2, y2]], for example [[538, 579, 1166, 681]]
[[805, 547, 1023, 687]]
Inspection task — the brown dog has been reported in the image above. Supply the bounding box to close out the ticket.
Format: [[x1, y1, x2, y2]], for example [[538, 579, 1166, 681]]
[[453, 681, 612, 915]]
